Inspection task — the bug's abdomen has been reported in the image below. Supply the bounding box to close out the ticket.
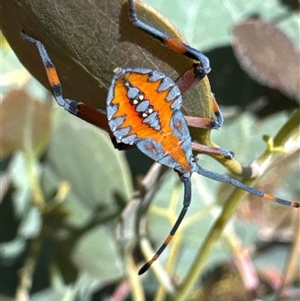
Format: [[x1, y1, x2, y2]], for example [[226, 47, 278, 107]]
[[107, 67, 193, 174]]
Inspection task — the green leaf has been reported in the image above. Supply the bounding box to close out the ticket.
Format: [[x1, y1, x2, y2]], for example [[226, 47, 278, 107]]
[[145, 0, 299, 50], [72, 226, 124, 281], [43, 109, 133, 227]]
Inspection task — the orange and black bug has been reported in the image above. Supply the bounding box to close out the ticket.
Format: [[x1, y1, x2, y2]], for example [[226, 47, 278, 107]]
[[21, 0, 299, 275]]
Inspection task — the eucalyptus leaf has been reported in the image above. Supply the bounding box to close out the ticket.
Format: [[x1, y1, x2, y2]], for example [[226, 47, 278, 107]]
[[72, 226, 124, 281], [44, 109, 133, 227], [146, 0, 299, 50]]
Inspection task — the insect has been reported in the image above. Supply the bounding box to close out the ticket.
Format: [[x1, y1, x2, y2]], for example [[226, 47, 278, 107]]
[[22, 0, 299, 275]]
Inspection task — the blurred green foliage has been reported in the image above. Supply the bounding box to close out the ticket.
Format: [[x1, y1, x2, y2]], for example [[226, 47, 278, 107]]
[[1, 0, 299, 300]]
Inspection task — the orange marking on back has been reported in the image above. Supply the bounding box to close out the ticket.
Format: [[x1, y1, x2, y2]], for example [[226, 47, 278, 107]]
[[111, 72, 192, 173], [164, 37, 186, 53], [46, 67, 60, 86]]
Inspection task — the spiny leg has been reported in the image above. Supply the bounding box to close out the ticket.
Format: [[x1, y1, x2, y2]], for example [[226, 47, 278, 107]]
[[138, 176, 192, 275], [21, 31, 112, 136], [195, 164, 299, 208], [128, 0, 210, 77]]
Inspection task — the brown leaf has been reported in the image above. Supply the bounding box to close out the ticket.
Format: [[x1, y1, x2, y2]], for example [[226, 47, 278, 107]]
[[0, 0, 218, 147], [232, 18, 300, 102], [0, 89, 51, 158], [0, 0, 209, 113]]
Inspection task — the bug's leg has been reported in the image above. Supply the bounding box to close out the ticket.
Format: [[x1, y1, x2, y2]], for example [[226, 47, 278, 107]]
[[195, 164, 299, 208], [184, 115, 220, 130], [183, 97, 223, 129], [21, 31, 113, 135], [192, 143, 234, 159], [174, 64, 232, 159], [138, 176, 192, 275], [128, 0, 210, 77], [176, 63, 224, 129], [211, 95, 224, 127], [183, 97, 224, 129]]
